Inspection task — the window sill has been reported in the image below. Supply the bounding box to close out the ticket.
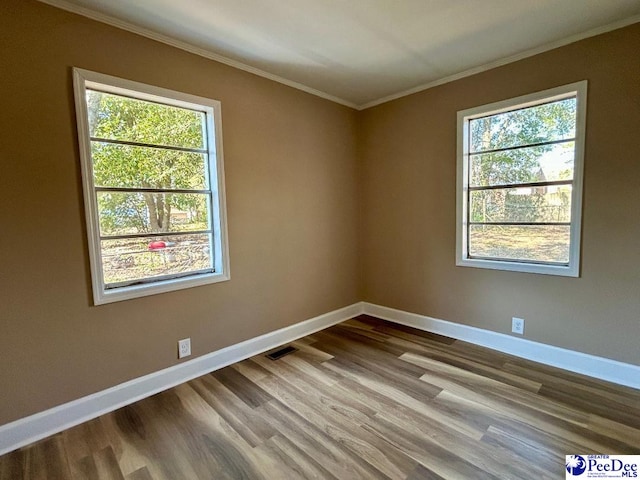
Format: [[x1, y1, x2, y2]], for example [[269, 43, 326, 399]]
[[456, 257, 579, 277], [93, 271, 230, 305]]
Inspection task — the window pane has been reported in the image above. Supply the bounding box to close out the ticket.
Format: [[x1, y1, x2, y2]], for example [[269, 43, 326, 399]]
[[470, 142, 574, 187], [91, 142, 208, 190], [97, 192, 210, 236], [101, 233, 213, 286], [469, 225, 570, 263], [87, 90, 205, 149], [470, 98, 576, 153], [470, 186, 572, 223]]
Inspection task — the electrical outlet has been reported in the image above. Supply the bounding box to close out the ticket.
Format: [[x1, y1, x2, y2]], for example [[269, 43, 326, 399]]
[[178, 338, 191, 358], [512, 317, 525, 335]]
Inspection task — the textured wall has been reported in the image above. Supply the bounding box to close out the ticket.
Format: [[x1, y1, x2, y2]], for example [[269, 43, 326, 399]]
[[0, 0, 360, 425], [360, 24, 640, 366]]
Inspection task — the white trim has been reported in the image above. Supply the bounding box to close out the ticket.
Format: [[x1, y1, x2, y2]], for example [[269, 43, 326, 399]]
[[357, 15, 640, 110], [3, 300, 639, 455], [455, 81, 587, 277], [0, 303, 364, 456], [72, 68, 231, 304], [36, 0, 639, 111], [362, 303, 640, 390], [37, 0, 358, 110]]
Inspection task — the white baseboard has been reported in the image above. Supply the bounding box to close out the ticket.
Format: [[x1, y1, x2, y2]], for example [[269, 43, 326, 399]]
[[0, 302, 364, 456], [363, 302, 640, 390], [3, 300, 638, 456]]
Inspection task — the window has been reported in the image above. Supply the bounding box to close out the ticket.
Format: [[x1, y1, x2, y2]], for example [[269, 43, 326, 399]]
[[73, 68, 229, 304], [456, 81, 587, 276]]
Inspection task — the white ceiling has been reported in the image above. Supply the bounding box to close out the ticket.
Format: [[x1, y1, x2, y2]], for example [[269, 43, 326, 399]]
[[42, 0, 640, 109]]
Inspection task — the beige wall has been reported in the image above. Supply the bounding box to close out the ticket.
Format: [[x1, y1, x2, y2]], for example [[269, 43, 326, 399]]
[[1, 0, 638, 427], [0, 0, 360, 425], [360, 23, 640, 366]]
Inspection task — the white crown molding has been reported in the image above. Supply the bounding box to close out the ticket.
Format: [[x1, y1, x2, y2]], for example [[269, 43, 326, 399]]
[[357, 14, 640, 110], [36, 0, 639, 111], [35, 0, 358, 109], [362, 303, 640, 390], [0, 302, 364, 456]]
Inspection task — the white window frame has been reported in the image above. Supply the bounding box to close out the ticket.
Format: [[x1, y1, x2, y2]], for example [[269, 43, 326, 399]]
[[73, 68, 230, 304], [456, 81, 587, 277]]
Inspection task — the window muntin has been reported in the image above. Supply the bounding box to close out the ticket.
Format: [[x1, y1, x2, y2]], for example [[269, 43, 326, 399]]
[[469, 142, 575, 187], [86, 90, 206, 150], [468, 225, 571, 264], [101, 233, 214, 287], [74, 69, 229, 304], [457, 82, 586, 276], [468, 97, 576, 152], [91, 142, 208, 190]]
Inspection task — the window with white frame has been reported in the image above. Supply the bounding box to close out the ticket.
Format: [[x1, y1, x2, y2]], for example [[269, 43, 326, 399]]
[[73, 68, 229, 304], [456, 81, 587, 276]]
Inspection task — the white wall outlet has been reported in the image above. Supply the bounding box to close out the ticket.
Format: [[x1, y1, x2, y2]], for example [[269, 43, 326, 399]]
[[178, 338, 191, 358], [512, 317, 525, 335]]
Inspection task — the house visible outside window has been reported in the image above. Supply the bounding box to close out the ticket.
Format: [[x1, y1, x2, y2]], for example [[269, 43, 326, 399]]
[[73, 68, 229, 304], [456, 81, 587, 276]]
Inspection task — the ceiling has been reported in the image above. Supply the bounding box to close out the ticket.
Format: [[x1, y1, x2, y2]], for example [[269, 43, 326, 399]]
[[41, 0, 640, 109]]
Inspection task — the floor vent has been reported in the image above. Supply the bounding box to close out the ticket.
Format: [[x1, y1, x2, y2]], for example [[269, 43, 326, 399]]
[[266, 345, 298, 360]]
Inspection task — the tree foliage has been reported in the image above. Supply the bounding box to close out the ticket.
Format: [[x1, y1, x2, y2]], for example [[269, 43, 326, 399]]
[[469, 98, 576, 224], [87, 91, 209, 234]]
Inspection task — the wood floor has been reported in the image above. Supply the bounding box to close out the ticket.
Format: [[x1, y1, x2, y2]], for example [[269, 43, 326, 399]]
[[2, 315, 639, 479]]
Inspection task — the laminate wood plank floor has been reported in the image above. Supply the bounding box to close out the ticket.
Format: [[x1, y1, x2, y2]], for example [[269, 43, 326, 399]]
[[2, 315, 639, 479]]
